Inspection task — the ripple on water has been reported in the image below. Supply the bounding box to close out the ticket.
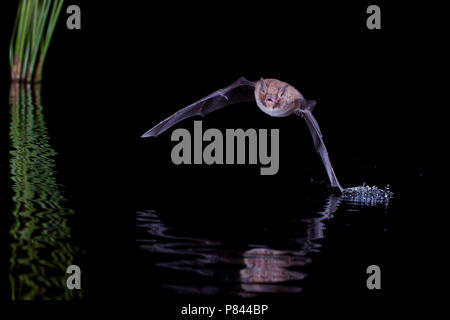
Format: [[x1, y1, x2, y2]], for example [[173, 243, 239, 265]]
[[136, 195, 346, 297]]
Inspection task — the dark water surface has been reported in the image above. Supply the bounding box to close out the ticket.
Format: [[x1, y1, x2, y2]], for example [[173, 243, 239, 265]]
[[136, 191, 392, 297]]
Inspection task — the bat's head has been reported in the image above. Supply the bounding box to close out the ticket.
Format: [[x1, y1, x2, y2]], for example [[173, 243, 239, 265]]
[[255, 78, 303, 117]]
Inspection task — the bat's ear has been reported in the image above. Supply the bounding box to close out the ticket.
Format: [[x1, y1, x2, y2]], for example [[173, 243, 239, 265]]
[[300, 99, 317, 112], [278, 84, 289, 98], [260, 78, 267, 93]]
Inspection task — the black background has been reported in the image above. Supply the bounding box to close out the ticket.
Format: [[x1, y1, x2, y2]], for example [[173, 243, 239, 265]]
[[2, 0, 435, 317]]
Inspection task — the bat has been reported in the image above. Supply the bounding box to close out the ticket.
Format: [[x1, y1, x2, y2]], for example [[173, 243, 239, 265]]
[[141, 77, 343, 192]]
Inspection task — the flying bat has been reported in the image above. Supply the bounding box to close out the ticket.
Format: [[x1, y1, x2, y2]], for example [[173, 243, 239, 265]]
[[141, 77, 343, 192]]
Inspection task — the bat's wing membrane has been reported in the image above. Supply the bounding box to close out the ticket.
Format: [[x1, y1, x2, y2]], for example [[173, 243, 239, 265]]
[[141, 77, 255, 138], [301, 106, 343, 192]]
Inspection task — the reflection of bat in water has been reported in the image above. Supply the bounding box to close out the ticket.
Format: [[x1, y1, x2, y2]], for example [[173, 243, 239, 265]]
[[141, 77, 343, 192]]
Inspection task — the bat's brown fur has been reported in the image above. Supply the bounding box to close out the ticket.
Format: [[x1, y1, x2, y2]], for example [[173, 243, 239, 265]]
[[255, 79, 303, 117]]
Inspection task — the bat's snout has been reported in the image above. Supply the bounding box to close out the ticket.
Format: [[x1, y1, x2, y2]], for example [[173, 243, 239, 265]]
[[264, 95, 277, 105]]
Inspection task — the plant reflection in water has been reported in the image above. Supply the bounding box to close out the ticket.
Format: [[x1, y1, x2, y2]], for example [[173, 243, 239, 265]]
[[9, 83, 81, 300]]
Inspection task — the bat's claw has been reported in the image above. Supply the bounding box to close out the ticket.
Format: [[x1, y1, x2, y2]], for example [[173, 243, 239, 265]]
[[294, 110, 304, 118]]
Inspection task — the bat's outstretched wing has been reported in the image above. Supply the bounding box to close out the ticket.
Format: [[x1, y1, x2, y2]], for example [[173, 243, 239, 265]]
[[141, 77, 256, 138], [299, 101, 343, 192]]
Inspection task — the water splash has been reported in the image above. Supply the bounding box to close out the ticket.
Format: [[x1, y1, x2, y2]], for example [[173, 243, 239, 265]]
[[342, 183, 393, 206]]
